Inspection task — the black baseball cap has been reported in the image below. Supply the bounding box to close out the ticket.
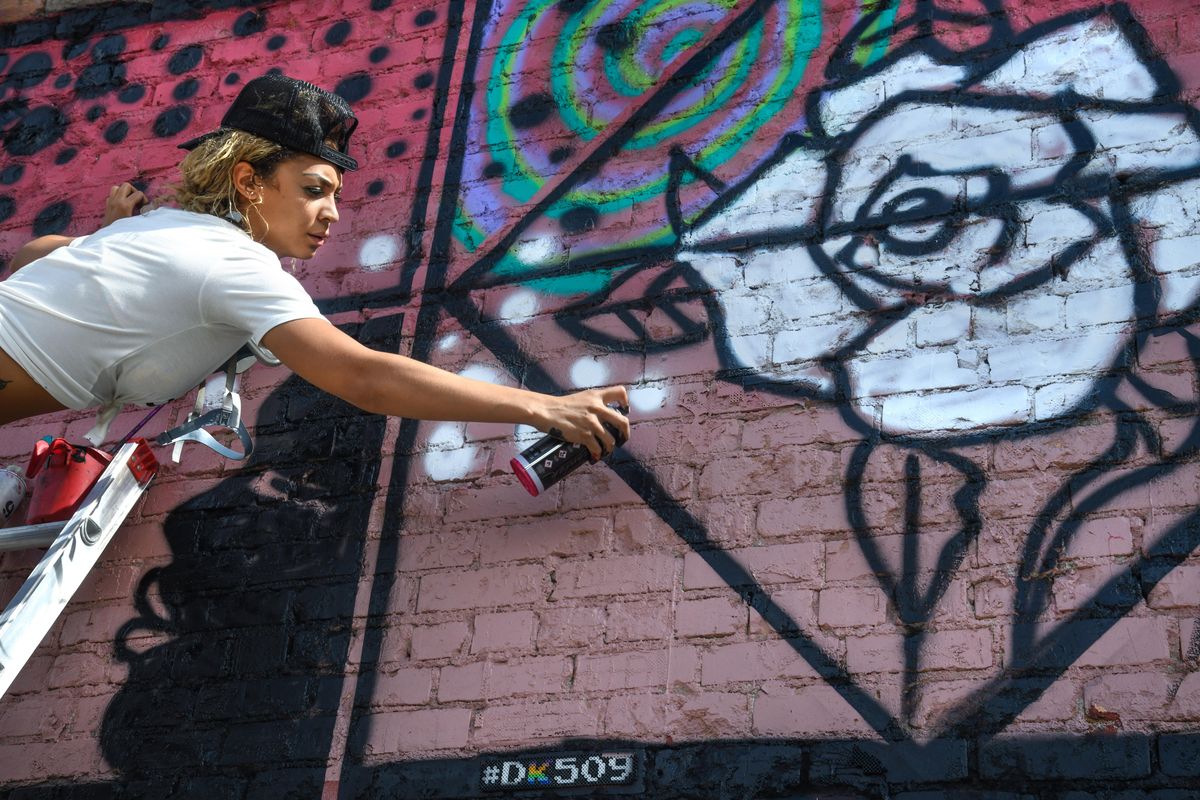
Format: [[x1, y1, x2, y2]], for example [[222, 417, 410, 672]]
[[179, 73, 359, 171]]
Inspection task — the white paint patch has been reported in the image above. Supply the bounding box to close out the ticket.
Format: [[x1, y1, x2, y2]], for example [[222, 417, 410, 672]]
[[570, 357, 609, 388], [423, 422, 479, 481], [629, 383, 668, 413], [437, 333, 461, 351], [499, 289, 541, 323], [514, 235, 561, 266], [460, 364, 504, 384], [358, 234, 399, 271]]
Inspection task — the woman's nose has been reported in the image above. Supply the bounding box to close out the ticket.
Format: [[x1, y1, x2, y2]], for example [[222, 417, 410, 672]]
[[320, 198, 339, 224]]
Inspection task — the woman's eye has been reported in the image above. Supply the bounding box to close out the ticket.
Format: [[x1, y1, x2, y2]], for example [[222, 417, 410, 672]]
[[305, 186, 324, 197]]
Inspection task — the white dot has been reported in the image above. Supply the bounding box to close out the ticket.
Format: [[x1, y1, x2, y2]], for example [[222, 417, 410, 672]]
[[569, 357, 609, 388], [460, 364, 503, 383], [428, 422, 465, 450], [514, 235, 560, 265], [438, 334, 461, 351], [629, 384, 668, 413], [424, 446, 479, 481], [424, 422, 477, 481], [499, 290, 541, 323], [359, 234, 399, 271]]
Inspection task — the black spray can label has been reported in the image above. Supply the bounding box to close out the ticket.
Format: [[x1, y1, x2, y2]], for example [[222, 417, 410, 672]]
[[511, 407, 627, 497]]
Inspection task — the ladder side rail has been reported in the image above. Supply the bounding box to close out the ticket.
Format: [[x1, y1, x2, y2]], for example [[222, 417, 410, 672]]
[[0, 442, 156, 699], [0, 522, 67, 552]]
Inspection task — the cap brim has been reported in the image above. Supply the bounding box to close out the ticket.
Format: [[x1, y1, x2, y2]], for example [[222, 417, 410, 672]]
[[177, 129, 358, 171], [317, 145, 358, 171]]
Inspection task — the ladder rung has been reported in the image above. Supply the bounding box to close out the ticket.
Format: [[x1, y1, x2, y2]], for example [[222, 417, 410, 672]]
[[0, 522, 68, 552]]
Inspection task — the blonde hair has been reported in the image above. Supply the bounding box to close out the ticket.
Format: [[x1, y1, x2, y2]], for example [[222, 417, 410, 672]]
[[173, 130, 296, 235]]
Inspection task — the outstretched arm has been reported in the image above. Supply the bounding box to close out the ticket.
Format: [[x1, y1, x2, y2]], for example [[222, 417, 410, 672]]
[[261, 318, 630, 457]]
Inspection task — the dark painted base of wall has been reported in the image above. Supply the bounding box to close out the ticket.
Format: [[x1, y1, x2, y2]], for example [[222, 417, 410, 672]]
[[3, 733, 1199, 799]]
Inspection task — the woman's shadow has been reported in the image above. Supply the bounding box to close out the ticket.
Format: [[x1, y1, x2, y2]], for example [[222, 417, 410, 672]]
[[98, 317, 396, 794]]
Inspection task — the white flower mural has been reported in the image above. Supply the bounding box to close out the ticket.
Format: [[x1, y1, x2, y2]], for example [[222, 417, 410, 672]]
[[679, 10, 1200, 437]]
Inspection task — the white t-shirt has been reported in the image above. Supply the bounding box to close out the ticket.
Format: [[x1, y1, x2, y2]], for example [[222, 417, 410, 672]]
[[0, 207, 326, 411]]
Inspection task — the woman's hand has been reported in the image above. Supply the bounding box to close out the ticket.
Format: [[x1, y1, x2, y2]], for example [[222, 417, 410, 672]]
[[102, 183, 148, 227], [530, 386, 631, 460]]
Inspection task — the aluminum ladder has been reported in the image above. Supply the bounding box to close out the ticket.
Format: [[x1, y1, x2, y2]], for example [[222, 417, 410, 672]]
[[0, 440, 158, 699]]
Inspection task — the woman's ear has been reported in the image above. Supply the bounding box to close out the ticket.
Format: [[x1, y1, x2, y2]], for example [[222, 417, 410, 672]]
[[231, 161, 259, 203]]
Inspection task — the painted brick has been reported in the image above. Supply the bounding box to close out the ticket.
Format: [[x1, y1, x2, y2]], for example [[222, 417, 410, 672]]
[[0, 693, 71, 738], [612, 507, 678, 552], [473, 700, 601, 745], [606, 598, 672, 643], [472, 610, 536, 654], [536, 606, 606, 649], [485, 656, 573, 699], [361, 708, 471, 756], [845, 632, 902, 675], [1147, 563, 1200, 609], [438, 661, 485, 703], [674, 597, 746, 638], [1160, 732, 1200, 777], [701, 639, 824, 684], [1053, 562, 1140, 613], [683, 543, 822, 589], [552, 554, 676, 599], [604, 691, 753, 739], [397, 532, 477, 573], [757, 494, 849, 536], [443, 480, 559, 522], [480, 516, 606, 564], [972, 578, 1012, 620], [741, 407, 859, 450], [575, 647, 700, 692], [979, 735, 1150, 780], [559, 467, 644, 511], [748, 588, 819, 636], [752, 681, 878, 737], [372, 667, 434, 707], [408, 618, 468, 671], [818, 586, 889, 628], [417, 564, 546, 612], [1083, 672, 1172, 719], [1075, 617, 1173, 668], [1063, 516, 1135, 558], [602, 691, 667, 738]]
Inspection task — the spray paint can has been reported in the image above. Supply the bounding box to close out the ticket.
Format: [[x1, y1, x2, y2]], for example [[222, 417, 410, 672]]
[[0, 464, 27, 527], [510, 407, 628, 497]]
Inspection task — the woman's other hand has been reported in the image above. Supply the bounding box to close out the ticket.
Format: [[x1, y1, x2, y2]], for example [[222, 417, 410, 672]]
[[531, 386, 631, 460], [102, 183, 148, 227]]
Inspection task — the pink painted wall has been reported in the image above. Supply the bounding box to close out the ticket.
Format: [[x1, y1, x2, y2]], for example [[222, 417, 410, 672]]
[[2, 1, 1200, 797]]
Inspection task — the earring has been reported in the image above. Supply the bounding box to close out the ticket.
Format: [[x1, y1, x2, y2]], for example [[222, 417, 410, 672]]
[[226, 198, 244, 225]]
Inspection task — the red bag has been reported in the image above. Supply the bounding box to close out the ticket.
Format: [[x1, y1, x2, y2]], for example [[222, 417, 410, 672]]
[[24, 438, 113, 524]]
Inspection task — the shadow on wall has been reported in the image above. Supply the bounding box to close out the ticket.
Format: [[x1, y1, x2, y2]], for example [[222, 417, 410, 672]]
[[93, 317, 396, 797]]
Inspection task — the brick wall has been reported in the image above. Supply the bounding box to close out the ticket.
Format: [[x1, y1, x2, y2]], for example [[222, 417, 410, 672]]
[[2, 1, 1200, 797]]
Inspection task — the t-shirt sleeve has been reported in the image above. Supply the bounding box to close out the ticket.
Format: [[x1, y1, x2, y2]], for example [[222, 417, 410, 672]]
[[198, 247, 328, 346]]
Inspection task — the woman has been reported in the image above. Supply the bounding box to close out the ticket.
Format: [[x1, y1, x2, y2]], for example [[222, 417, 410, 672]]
[[0, 74, 629, 455]]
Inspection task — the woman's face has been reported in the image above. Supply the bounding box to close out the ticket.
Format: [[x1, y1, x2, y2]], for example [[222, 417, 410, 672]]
[[243, 154, 342, 259]]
